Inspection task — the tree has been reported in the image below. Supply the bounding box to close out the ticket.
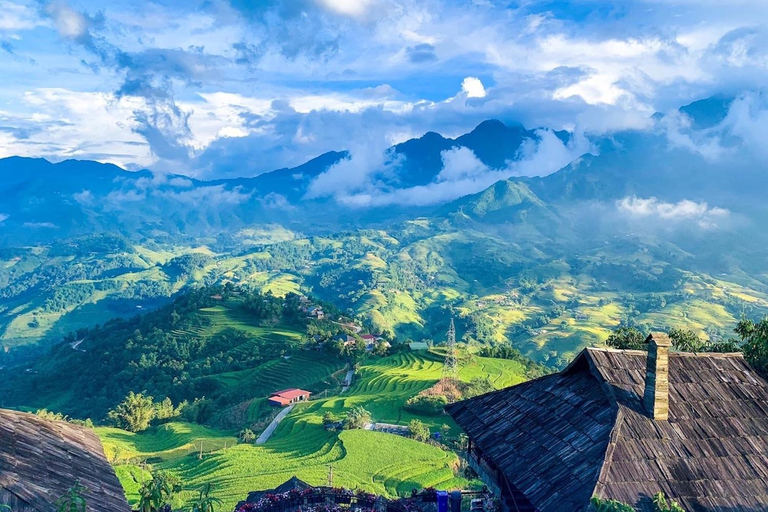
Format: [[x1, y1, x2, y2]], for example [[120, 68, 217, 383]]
[[138, 472, 180, 512], [408, 419, 431, 442], [736, 318, 768, 376], [605, 327, 645, 350], [345, 406, 371, 430], [239, 428, 256, 443], [668, 329, 705, 352], [56, 480, 88, 512], [190, 483, 222, 512], [108, 392, 156, 432], [155, 397, 178, 421]]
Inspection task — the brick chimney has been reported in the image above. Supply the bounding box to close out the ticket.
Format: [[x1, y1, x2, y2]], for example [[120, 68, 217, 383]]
[[643, 332, 672, 421]]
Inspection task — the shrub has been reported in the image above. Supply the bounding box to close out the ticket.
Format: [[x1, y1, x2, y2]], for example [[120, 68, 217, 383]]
[[138, 472, 181, 512], [344, 406, 371, 430], [590, 497, 635, 511], [56, 480, 88, 512], [404, 395, 448, 416], [408, 419, 431, 442]]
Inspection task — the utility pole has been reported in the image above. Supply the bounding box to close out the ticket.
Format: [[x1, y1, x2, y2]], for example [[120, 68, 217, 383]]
[[443, 318, 459, 381], [328, 464, 334, 488]]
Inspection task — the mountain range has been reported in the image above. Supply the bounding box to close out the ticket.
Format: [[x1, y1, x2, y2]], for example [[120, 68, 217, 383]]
[[2, 95, 763, 246], [2, 95, 768, 368]]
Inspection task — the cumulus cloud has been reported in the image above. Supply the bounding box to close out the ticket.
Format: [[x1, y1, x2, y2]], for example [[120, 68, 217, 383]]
[[4, 0, 768, 180], [616, 196, 730, 229], [461, 77, 486, 99]]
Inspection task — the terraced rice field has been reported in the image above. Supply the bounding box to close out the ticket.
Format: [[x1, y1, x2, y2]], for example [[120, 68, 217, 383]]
[[215, 352, 341, 396], [102, 350, 526, 509], [104, 416, 466, 510]]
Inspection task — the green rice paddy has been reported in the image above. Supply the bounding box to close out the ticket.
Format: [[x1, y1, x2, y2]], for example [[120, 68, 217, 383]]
[[100, 350, 524, 510]]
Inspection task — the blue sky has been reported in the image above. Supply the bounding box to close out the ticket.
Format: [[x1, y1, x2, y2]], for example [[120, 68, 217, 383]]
[[1, 0, 767, 179]]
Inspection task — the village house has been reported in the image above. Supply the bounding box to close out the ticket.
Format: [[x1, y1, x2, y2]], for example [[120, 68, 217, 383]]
[[268, 388, 312, 407], [0, 408, 131, 512], [343, 334, 390, 352], [307, 306, 325, 320], [447, 333, 768, 512]]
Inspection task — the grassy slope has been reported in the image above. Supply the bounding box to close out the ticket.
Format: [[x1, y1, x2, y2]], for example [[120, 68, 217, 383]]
[[6, 226, 768, 370], [100, 350, 523, 509]]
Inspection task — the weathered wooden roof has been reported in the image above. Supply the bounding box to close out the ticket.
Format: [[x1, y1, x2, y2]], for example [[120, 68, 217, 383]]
[[0, 409, 130, 512], [447, 348, 768, 512], [237, 476, 313, 507]]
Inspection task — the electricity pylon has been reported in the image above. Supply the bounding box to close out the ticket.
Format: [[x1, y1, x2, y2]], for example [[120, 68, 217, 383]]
[[442, 318, 458, 381]]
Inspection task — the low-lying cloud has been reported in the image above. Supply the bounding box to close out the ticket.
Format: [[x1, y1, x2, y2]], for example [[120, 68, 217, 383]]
[[308, 128, 591, 207], [616, 196, 730, 229]]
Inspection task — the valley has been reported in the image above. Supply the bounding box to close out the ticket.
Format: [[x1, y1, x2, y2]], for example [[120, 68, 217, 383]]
[[95, 347, 524, 510]]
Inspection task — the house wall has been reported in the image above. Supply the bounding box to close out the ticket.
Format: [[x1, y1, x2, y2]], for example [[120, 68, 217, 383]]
[[468, 448, 503, 498], [0, 489, 37, 512]]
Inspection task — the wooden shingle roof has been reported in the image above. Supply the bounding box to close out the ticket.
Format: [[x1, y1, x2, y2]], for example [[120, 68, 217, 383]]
[[0, 409, 130, 512], [447, 348, 768, 512]]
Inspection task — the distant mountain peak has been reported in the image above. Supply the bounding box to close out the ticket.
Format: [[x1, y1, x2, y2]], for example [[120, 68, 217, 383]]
[[678, 95, 735, 130]]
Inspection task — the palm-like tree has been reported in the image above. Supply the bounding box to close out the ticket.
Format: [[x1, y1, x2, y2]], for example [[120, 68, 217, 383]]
[[190, 484, 222, 512], [139, 473, 179, 512]]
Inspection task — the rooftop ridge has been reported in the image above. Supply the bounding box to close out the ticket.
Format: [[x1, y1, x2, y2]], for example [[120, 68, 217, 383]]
[[586, 346, 744, 358]]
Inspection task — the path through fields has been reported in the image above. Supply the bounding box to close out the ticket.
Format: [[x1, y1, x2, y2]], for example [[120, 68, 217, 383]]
[[256, 405, 294, 445], [341, 369, 354, 392]]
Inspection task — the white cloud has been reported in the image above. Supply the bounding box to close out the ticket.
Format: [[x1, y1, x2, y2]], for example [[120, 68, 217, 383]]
[[73, 190, 94, 205], [0, 2, 40, 32], [314, 0, 378, 18], [720, 92, 768, 159], [104, 183, 251, 210], [313, 129, 590, 207], [616, 196, 730, 229], [461, 77, 486, 99], [3, 0, 768, 179], [22, 221, 58, 228], [45, 1, 90, 41], [0, 213, 9, 223], [155, 185, 251, 205], [0, 89, 153, 167]]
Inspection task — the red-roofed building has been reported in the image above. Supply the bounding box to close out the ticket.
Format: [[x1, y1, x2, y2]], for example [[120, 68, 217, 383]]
[[269, 388, 312, 407]]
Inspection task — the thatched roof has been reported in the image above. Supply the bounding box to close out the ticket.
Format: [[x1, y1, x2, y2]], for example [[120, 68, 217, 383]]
[[0, 408, 130, 512], [447, 347, 768, 512]]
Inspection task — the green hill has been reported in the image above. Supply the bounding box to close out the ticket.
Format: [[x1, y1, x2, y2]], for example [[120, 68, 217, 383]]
[[97, 349, 526, 510], [0, 286, 347, 420]]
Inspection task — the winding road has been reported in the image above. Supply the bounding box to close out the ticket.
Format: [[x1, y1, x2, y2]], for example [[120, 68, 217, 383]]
[[256, 405, 294, 445]]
